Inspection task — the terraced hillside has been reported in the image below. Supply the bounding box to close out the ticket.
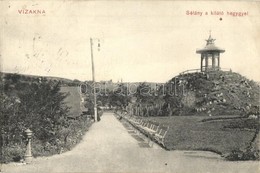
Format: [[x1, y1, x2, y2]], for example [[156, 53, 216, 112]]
[[164, 71, 259, 116]]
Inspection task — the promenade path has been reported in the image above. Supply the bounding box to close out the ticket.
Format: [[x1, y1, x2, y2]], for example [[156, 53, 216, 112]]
[[2, 112, 259, 173]]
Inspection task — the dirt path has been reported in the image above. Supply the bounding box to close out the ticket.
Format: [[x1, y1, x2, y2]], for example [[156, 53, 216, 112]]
[[2, 112, 259, 173]]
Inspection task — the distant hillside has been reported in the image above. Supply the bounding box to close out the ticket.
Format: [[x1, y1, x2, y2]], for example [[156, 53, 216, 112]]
[[164, 71, 260, 116], [0, 72, 83, 86]]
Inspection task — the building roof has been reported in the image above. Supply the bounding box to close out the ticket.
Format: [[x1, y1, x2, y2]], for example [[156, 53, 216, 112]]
[[196, 34, 225, 54]]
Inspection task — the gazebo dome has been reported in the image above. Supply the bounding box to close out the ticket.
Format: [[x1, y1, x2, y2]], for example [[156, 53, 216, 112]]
[[196, 44, 225, 53], [196, 35, 225, 54]]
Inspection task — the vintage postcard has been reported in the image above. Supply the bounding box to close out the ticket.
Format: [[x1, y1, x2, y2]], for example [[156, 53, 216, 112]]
[[0, 0, 260, 173]]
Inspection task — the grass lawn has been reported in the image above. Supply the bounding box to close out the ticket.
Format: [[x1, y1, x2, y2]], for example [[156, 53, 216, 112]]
[[142, 116, 257, 155]]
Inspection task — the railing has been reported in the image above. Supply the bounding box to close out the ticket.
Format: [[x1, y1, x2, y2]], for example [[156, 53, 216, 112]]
[[179, 69, 201, 75], [220, 68, 232, 72], [179, 68, 232, 75]]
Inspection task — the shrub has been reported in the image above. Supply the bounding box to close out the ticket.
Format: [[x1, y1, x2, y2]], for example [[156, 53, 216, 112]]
[[1, 144, 26, 163], [0, 75, 93, 163], [226, 148, 260, 161]]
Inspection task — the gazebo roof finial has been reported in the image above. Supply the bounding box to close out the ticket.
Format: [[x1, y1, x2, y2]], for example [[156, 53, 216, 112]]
[[205, 30, 216, 45], [196, 31, 225, 54]]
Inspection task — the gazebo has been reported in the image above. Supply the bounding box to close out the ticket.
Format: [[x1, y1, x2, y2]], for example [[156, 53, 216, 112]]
[[196, 34, 225, 72]]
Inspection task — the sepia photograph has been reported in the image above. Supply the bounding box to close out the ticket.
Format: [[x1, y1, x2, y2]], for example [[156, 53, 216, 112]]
[[0, 0, 260, 172]]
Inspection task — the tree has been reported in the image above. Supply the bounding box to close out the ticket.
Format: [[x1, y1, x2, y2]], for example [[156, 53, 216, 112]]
[[1, 77, 70, 145]]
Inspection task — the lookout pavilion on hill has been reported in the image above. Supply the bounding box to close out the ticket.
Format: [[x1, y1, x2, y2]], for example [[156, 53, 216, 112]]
[[196, 34, 225, 72]]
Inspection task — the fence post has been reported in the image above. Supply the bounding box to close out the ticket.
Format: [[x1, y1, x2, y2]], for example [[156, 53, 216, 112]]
[[24, 129, 33, 163]]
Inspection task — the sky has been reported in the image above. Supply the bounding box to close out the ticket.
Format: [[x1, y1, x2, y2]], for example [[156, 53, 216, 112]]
[[1, 1, 260, 83]]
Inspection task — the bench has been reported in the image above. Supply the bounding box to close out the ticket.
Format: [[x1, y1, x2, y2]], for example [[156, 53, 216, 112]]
[[139, 121, 159, 135], [115, 113, 169, 148], [154, 125, 169, 147], [133, 120, 169, 147]]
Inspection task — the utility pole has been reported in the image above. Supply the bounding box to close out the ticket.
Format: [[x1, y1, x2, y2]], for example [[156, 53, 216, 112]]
[[90, 38, 97, 122]]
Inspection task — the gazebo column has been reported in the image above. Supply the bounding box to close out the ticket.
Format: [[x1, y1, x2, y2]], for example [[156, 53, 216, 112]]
[[205, 54, 208, 71], [212, 53, 216, 69], [201, 54, 203, 72], [218, 53, 220, 70]]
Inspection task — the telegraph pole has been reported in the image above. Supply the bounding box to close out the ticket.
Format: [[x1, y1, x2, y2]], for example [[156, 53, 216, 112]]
[[90, 38, 98, 122]]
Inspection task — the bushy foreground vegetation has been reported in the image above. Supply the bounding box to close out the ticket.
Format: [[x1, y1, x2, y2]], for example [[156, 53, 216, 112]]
[[0, 74, 93, 163]]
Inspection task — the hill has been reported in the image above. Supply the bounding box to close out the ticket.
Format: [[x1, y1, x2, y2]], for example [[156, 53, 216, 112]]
[[164, 70, 259, 116], [0, 72, 83, 86]]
